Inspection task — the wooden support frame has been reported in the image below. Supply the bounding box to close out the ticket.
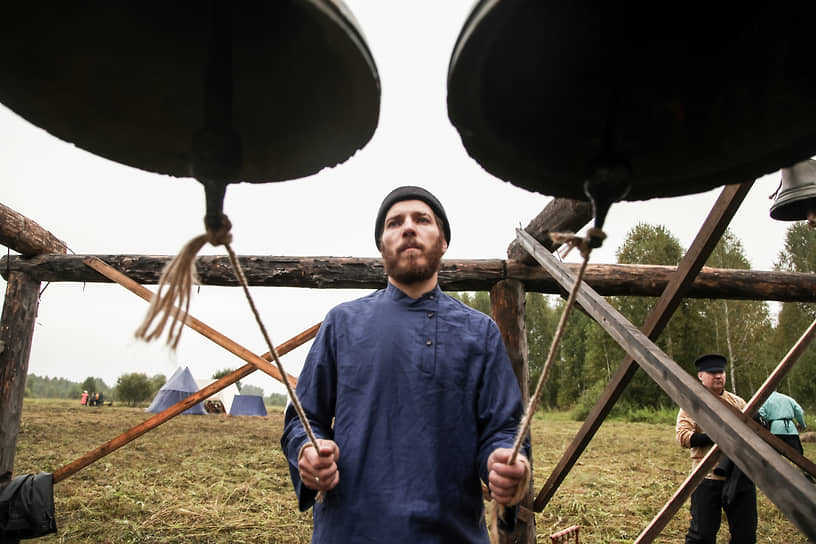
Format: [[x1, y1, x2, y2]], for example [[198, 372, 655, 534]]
[[516, 228, 816, 540], [2, 197, 815, 542], [534, 183, 751, 511], [634, 316, 816, 542], [53, 323, 319, 483], [0, 203, 66, 490]]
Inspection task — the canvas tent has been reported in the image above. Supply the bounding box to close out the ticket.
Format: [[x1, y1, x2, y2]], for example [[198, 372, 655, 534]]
[[194, 378, 240, 414], [146, 366, 206, 415], [229, 395, 267, 416]]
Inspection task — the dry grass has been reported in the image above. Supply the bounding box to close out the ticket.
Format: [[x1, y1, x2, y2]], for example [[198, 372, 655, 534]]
[[12, 399, 809, 543]]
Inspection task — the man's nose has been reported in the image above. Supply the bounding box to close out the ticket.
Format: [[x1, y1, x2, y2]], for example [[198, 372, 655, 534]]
[[401, 219, 418, 235]]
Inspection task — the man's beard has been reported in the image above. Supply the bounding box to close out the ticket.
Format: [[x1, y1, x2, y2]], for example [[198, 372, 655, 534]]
[[382, 234, 445, 285]]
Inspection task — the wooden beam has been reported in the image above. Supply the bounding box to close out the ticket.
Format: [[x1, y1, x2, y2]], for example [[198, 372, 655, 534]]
[[490, 280, 535, 544], [634, 316, 816, 543], [506, 198, 593, 264], [534, 183, 751, 511], [2, 254, 814, 302], [515, 229, 816, 541], [0, 202, 66, 256], [0, 273, 41, 489]]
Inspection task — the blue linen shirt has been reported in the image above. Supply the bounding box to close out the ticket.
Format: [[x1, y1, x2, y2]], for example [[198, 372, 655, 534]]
[[281, 283, 528, 543], [759, 391, 806, 435]]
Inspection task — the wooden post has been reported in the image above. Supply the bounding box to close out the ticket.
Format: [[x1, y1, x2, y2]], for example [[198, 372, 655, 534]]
[[0, 273, 41, 488], [491, 279, 535, 544], [0, 203, 67, 490]]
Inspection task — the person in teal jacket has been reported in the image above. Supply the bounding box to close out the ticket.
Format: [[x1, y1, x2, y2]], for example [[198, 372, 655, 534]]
[[759, 391, 807, 455]]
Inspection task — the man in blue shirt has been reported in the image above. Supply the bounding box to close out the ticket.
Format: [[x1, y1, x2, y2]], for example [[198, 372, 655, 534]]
[[759, 390, 807, 455], [281, 186, 531, 543]]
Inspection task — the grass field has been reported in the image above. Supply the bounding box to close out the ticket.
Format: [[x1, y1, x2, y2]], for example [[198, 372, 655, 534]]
[[10, 399, 810, 543]]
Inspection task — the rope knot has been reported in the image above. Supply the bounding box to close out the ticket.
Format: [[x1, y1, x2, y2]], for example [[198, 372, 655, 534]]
[[549, 229, 604, 260], [206, 214, 233, 246]]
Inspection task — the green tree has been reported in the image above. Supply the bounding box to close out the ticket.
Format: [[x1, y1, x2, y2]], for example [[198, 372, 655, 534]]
[[771, 223, 816, 406], [149, 374, 166, 396], [555, 307, 595, 409], [115, 373, 153, 406], [25, 374, 85, 399], [242, 384, 264, 397], [267, 393, 288, 407], [525, 293, 559, 407], [81, 377, 97, 393], [702, 230, 774, 398], [448, 292, 491, 316], [213, 368, 241, 391], [611, 223, 695, 408]]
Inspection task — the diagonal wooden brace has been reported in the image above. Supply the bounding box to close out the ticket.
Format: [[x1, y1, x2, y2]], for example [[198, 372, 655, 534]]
[[83, 256, 298, 386], [52, 322, 319, 483], [635, 316, 816, 542], [515, 228, 816, 541]]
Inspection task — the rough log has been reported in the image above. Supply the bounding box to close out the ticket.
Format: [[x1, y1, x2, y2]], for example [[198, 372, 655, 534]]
[[0, 202, 67, 256], [0, 273, 41, 488], [490, 280, 535, 543], [0, 203, 67, 493], [506, 198, 593, 264], [2, 254, 814, 302]]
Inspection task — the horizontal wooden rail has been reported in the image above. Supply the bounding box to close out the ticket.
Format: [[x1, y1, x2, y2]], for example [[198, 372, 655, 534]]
[[2, 254, 814, 302]]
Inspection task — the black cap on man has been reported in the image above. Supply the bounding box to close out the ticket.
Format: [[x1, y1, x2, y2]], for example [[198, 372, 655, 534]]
[[374, 186, 450, 251], [694, 353, 727, 373]]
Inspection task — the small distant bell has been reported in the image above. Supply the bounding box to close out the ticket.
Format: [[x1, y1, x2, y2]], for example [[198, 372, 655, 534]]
[[770, 159, 816, 227]]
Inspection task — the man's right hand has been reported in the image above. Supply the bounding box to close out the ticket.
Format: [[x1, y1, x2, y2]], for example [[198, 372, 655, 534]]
[[298, 439, 340, 492]]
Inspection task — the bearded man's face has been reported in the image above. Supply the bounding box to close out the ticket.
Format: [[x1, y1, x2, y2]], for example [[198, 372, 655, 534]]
[[380, 200, 447, 285]]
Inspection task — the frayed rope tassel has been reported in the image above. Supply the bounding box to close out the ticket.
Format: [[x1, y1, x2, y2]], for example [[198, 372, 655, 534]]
[[135, 216, 233, 349]]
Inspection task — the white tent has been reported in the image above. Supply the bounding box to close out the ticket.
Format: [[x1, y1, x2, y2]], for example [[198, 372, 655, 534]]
[[194, 378, 240, 414]]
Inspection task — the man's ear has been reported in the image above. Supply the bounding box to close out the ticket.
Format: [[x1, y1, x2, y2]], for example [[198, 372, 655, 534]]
[[441, 239, 448, 254]]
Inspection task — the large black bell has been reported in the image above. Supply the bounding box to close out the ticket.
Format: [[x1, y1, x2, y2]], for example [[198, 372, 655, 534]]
[[448, 2, 816, 211], [770, 159, 816, 227], [0, 1, 380, 227]]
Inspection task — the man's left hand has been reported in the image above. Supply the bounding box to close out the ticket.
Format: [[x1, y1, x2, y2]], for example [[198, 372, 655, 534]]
[[487, 448, 530, 506]]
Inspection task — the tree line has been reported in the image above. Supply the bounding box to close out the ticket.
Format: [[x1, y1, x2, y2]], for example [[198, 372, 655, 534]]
[[454, 221, 816, 417], [25, 368, 285, 406]]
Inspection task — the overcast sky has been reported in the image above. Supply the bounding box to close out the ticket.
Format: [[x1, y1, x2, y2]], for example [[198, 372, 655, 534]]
[[0, 1, 797, 396]]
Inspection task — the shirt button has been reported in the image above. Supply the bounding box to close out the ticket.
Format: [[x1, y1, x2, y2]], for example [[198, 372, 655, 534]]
[[427, 312, 434, 318], [429, 294, 435, 300], [426, 339, 433, 346]]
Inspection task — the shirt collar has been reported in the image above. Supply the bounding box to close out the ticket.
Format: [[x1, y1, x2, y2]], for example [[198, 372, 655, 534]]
[[385, 282, 442, 304]]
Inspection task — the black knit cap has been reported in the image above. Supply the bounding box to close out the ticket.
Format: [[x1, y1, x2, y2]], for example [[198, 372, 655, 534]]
[[694, 353, 727, 373], [374, 186, 451, 250]]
